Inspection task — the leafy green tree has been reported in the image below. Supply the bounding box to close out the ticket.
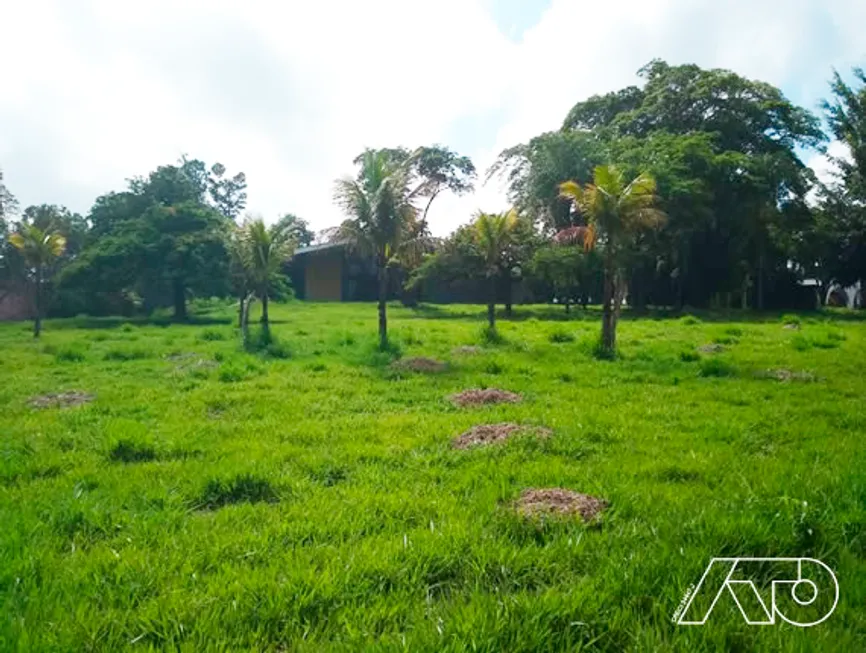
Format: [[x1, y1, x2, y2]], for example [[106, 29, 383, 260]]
[[9, 223, 67, 336], [529, 244, 600, 311], [819, 68, 866, 298], [208, 163, 248, 219], [0, 168, 18, 223], [334, 149, 421, 349], [237, 217, 296, 334], [558, 166, 665, 355], [274, 213, 315, 248], [473, 210, 519, 330]]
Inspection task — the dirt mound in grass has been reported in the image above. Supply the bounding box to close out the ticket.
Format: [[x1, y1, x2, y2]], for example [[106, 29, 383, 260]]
[[453, 423, 551, 449], [449, 388, 522, 407], [515, 488, 608, 521], [757, 368, 816, 382], [452, 346, 483, 355], [390, 357, 447, 373], [697, 343, 725, 354], [28, 391, 94, 409]]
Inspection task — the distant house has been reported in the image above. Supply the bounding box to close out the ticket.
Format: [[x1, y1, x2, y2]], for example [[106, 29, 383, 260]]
[[289, 242, 381, 302]]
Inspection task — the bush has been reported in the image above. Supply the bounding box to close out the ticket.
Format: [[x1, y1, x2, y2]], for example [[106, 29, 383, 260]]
[[781, 313, 801, 326], [680, 351, 701, 363], [681, 315, 701, 325], [699, 358, 737, 378]]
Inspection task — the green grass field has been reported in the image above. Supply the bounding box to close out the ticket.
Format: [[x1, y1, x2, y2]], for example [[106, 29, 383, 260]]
[[1, 302, 865, 651]]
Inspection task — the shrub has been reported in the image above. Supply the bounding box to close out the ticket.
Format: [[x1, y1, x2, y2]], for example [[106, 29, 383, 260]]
[[698, 358, 737, 378], [680, 351, 701, 363], [713, 335, 738, 345], [781, 313, 801, 326], [681, 315, 701, 325], [724, 327, 743, 337]]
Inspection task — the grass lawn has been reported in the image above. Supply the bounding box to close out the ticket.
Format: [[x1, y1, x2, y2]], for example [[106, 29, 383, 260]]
[[1, 302, 864, 651]]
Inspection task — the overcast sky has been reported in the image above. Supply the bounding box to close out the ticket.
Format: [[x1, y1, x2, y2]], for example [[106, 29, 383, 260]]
[[1, 0, 864, 235]]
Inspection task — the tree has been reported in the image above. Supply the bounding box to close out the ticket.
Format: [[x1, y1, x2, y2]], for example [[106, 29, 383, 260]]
[[558, 166, 665, 355], [208, 163, 248, 219], [819, 68, 866, 300], [334, 149, 421, 349], [237, 217, 295, 335], [0, 168, 19, 224], [274, 213, 315, 248], [473, 210, 519, 330], [9, 223, 67, 336], [529, 244, 600, 311]]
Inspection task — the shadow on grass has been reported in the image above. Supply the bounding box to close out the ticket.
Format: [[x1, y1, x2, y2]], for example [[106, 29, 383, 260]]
[[47, 314, 233, 330]]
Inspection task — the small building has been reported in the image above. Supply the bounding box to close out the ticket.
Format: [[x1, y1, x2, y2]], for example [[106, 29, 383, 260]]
[[289, 243, 381, 302]]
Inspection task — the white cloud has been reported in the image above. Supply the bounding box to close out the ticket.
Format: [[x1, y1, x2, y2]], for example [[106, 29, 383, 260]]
[[1, 0, 864, 236]]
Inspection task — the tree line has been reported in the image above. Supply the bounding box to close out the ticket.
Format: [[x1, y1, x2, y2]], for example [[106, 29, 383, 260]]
[[1, 60, 864, 354]]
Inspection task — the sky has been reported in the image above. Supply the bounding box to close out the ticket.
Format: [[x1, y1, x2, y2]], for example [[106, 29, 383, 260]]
[[0, 0, 864, 236]]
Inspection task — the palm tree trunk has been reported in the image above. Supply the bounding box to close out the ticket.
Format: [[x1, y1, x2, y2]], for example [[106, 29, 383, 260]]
[[237, 293, 244, 327], [377, 263, 388, 350], [601, 266, 615, 354], [487, 275, 496, 330], [261, 293, 269, 326], [172, 277, 187, 321], [33, 265, 43, 338]]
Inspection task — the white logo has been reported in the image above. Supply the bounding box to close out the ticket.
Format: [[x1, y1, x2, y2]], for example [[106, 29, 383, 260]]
[[674, 557, 839, 627]]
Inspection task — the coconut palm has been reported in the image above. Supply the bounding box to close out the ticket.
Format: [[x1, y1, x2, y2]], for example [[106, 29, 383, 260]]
[[333, 150, 424, 349], [9, 223, 67, 337], [473, 209, 519, 331], [558, 165, 665, 355], [238, 217, 295, 337]]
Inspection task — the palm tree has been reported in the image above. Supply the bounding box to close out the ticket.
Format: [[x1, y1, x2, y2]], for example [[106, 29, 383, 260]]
[[333, 150, 423, 350], [9, 223, 67, 337], [558, 165, 665, 355], [238, 217, 295, 337], [473, 209, 519, 331]]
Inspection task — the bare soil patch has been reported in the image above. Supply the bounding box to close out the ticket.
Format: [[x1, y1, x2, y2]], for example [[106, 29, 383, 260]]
[[449, 388, 522, 407], [390, 357, 447, 373], [28, 391, 94, 409], [452, 346, 484, 356], [166, 352, 217, 372], [452, 423, 551, 449], [757, 368, 816, 382], [515, 488, 608, 522], [697, 343, 725, 354]]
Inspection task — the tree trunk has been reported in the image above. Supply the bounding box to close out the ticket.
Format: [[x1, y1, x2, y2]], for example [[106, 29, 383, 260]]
[[241, 293, 254, 347], [487, 275, 496, 330], [33, 265, 43, 338], [377, 263, 388, 350], [504, 275, 513, 317], [237, 293, 244, 327], [261, 293, 269, 326], [565, 298, 571, 314], [600, 267, 615, 355], [172, 278, 187, 321]]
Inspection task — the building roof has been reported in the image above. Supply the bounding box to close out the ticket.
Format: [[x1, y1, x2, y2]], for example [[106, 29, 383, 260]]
[[294, 241, 346, 256]]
